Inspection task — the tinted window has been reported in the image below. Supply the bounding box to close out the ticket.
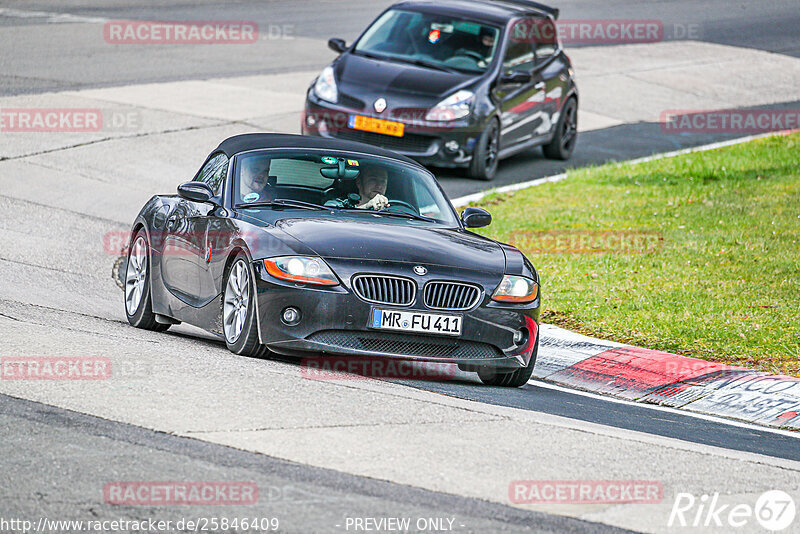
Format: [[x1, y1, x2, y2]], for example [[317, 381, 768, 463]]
[[502, 39, 535, 73], [533, 18, 558, 60], [194, 153, 228, 195], [233, 150, 458, 226], [503, 18, 536, 73], [355, 9, 501, 73]]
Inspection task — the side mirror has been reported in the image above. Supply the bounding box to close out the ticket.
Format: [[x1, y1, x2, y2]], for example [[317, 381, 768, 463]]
[[461, 207, 492, 228], [328, 38, 347, 54], [500, 71, 532, 85], [177, 182, 215, 203]]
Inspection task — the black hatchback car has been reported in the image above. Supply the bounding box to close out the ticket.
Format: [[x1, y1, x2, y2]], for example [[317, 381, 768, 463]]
[[302, 0, 578, 180]]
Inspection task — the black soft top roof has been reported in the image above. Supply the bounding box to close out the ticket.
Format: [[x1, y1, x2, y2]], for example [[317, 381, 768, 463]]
[[213, 133, 421, 166]]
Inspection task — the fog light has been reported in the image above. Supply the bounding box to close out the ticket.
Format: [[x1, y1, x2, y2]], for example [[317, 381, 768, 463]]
[[282, 307, 301, 326], [445, 140, 460, 153], [306, 114, 317, 127], [513, 329, 524, 344]]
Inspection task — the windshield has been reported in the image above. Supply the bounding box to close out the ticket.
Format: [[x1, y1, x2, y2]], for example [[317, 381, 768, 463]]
[[354, 9, 501, 73], [233, 149, 459, 225]]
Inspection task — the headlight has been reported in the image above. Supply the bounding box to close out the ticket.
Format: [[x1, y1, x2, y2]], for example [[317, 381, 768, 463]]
[[492, 275, 538, 303], [425, 90, 474, 121], [263, 256, 338, 286], [314, 66, 338, 104]]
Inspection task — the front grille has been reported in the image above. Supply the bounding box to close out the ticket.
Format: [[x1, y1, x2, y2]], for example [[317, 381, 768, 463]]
[[352, 275, 416, 306], [333, 129, 435, 154], [424, 281, 481, 311], [337, 93, 366, 110], [307, 330, 504, 360]]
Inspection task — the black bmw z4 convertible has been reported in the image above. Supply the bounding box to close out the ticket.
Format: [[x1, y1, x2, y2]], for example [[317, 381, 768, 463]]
[[125, 134, 541, 387], [302, 0, 578, 181]]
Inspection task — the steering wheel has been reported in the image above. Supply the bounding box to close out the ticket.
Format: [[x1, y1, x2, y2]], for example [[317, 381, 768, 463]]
[[382, 200, 418, 215], [455, 49, 485, 63]]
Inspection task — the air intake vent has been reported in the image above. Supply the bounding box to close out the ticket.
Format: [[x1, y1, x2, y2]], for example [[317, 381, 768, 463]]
[[352, 275, 416, 306], [423, 282, 481, 311], [307, 330, 504, 360]]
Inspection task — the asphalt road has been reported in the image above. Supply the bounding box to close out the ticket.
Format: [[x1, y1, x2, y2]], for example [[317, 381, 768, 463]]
[[2, 0, 799, 200], [1, 0, 798, 96], [2, 394, 624, 534], [1, 1, 800, 532]]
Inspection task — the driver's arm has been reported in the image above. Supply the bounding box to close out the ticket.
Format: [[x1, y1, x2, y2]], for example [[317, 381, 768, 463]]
[[358, 194, 389, 210]]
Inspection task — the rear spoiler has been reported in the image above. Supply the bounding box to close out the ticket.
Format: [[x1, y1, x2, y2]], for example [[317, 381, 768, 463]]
[[499, 0, 560, 19]]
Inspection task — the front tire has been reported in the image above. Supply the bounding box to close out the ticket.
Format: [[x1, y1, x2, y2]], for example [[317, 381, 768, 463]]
[[468, 119, 500, 181], [542, 97, 578, 160], [477, 333, 539, 387], [124, 230, 170, 332], [223, 253, 267, 357]]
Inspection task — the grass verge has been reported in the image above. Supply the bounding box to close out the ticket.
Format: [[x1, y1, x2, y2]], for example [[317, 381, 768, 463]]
[[474, 133, 800, 375]]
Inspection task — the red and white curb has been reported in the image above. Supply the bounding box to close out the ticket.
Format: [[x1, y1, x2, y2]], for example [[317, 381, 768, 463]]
[[535, 324, 800, 430], [450, 130, 800, 432]]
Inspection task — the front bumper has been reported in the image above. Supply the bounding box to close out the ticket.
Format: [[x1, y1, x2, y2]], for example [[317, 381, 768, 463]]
[[302, 93, 487, 169], [252, 260, 539, 370]]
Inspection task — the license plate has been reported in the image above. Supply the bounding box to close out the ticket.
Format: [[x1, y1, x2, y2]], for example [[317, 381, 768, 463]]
[[370, 308, 462, 336], [348, 114, 405, 137]]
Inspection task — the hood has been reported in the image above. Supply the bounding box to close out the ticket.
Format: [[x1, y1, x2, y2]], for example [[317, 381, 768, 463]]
[[335, 53, 475, 109], [274, 217, 505, 273]]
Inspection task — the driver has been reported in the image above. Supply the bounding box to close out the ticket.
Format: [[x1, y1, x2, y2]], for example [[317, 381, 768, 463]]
[[325, 164, 390, 210], [240, 156, 271, 200], [478, 27, 496, 64], [356, 165, 390, 210]]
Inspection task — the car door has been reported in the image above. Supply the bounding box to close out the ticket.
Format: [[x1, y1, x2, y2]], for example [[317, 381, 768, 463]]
[[161, 153, 228, 305], [193, 154, 230, 305], [494, 17, 546, 148], [530, 16, 568, 138]]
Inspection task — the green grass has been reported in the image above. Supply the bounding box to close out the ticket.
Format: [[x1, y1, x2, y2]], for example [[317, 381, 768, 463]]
[[474, 133, 800, 375]]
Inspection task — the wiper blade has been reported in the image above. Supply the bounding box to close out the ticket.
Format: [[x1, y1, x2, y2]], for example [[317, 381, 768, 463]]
[[353, 49, 386, 61], [335, 207, 435, 222], [356, 50, 456, 73], [237, 199, 325, 211], [377, 209, 436, 222], [390, 56, 456, 73]]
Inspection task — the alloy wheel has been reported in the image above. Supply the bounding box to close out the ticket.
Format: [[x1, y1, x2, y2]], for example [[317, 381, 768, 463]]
[[561, 102, 577, 151], [125, 236, 147, 316], [224, 260, 251, 344]]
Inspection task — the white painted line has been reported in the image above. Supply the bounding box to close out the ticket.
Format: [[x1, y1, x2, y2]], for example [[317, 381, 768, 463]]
[[451, 173, 567, 208], [529, 378, 800, 438], [0, 7, 107, 24], [621, 129, 800, 166], [450, 128, 799, 208]]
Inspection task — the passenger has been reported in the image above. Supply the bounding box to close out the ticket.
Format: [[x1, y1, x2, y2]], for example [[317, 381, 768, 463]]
[[240, 156, 271, 200]]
